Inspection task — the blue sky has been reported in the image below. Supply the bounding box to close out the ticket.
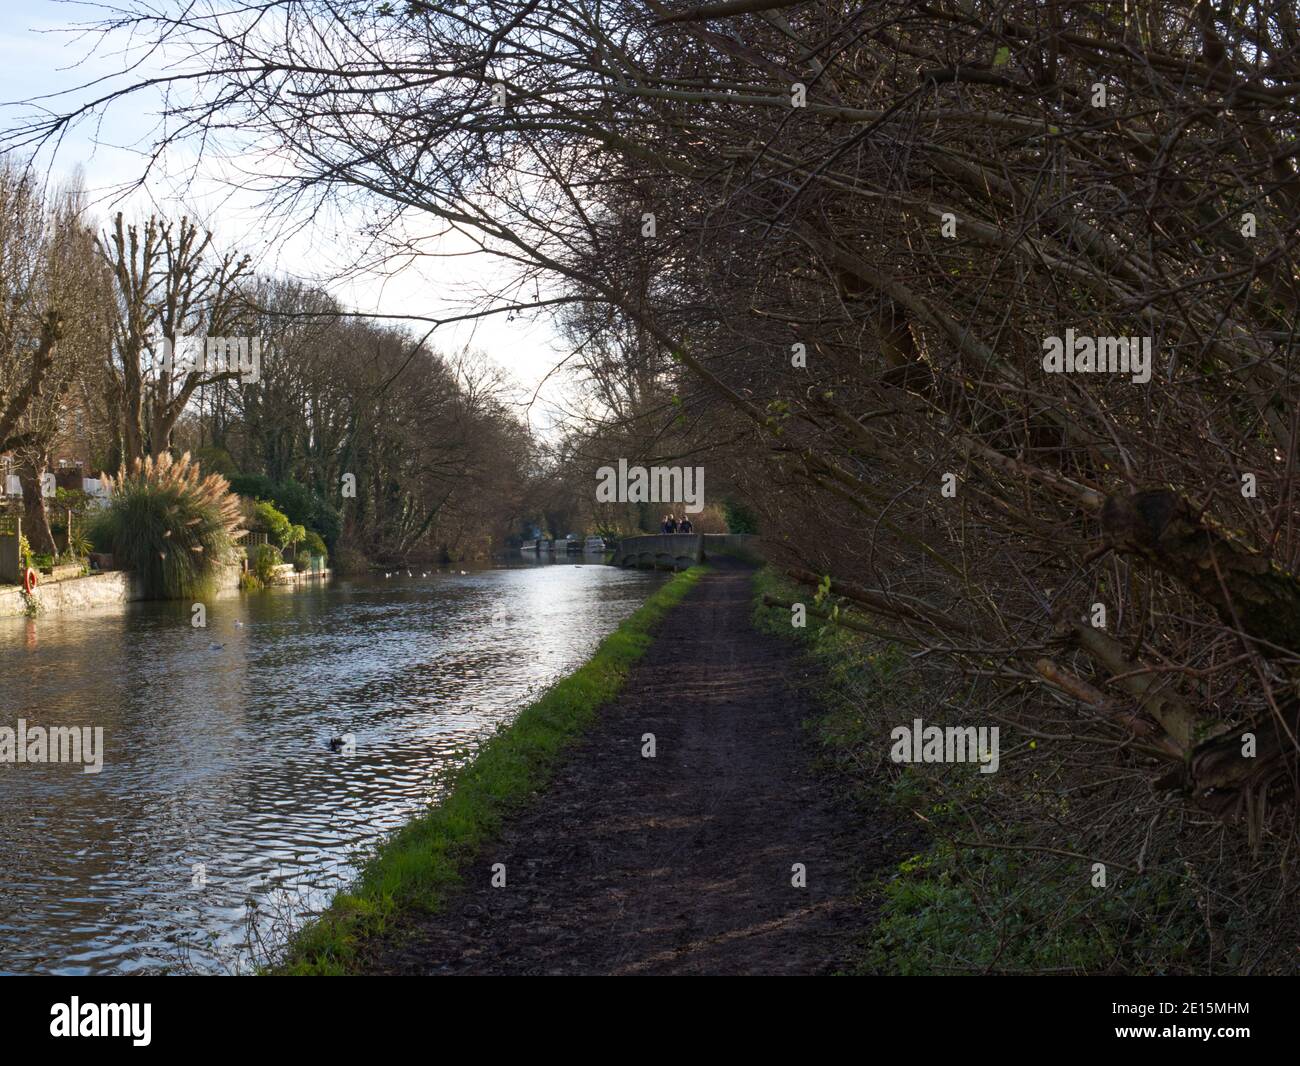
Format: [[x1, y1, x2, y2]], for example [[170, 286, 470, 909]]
[[0, 0, 569, 433]]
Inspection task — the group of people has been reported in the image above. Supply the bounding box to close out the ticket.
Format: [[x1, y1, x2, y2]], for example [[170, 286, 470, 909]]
[[660, 514, 693, 534]]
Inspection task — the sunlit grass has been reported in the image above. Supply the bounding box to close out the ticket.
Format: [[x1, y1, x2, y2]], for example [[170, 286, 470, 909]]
[[278, 564, 706, 975]]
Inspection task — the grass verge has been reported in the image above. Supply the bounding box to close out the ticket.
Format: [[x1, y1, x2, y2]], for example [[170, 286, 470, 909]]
[[277, 564, 707, 975], [750, 565, 1206, 975]]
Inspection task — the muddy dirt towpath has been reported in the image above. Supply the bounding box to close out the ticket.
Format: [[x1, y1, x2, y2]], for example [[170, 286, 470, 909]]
[[368, 561, 907, 975]]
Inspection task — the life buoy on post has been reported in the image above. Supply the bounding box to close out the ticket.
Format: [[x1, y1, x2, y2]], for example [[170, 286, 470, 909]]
[[22, 567, 37, 593]]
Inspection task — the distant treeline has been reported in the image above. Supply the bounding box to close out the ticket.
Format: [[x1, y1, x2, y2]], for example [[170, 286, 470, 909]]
[[0, 169, 536, 565]]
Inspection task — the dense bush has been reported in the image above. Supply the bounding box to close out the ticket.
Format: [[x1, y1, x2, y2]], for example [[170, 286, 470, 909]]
[[330, 544, 369, 576], [248, 500, 305, 551], [752, 567, 1258, 974], [98, 452, 242, 599], [723, 500, 758, 536], [268, 478, 341, 548], [86, 511, 113, 553], [252, 543, 281, 586], [227, 472, 276, 501], [302, 530, 328, 561], [248, 499, 289, 544], [192, 446, 238, 478], [230, 473, 342, 550]]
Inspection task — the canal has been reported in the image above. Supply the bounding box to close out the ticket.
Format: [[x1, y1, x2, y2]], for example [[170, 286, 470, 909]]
[[0, 558, 667, 974]]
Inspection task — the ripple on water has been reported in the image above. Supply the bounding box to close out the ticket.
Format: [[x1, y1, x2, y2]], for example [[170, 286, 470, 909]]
[[0, 562, 667, 973]]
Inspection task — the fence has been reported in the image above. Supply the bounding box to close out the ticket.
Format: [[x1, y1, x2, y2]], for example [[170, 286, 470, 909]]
[[0, 514, 20, 583]]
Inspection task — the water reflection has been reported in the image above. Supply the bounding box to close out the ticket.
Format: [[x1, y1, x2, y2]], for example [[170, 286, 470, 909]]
[[0, 559, 664, 974]]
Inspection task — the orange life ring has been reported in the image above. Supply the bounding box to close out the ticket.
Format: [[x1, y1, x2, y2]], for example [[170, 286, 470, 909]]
[[22, 567, 37, 593]]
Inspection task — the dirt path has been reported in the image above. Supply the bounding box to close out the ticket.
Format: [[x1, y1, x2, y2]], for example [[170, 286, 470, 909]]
[[368, 562, 912, 975]]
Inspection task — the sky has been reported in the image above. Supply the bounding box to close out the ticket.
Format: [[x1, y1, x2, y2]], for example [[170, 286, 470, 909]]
[[0, 0, 572, 435]]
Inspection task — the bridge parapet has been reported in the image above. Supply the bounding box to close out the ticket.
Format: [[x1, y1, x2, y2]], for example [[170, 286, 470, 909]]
[[610, 533, 760, 570]]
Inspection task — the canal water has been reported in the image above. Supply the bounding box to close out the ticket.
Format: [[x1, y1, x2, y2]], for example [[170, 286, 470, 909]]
[[0, 558, 667, 974]]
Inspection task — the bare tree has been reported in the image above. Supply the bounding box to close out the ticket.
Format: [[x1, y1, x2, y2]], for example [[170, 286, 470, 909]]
[[14, 0, 1300, 969], [0, 162, 66, 461], [99, 213, 252, 462], [13, 178, 111, 555]]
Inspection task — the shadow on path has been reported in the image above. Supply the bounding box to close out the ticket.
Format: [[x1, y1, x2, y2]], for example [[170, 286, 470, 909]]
[[369, 561, 913, 975]]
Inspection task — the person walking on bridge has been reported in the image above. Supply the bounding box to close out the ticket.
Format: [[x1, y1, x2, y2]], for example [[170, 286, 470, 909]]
[[664, 514, 678, 534], [678, 516, 693, 534]]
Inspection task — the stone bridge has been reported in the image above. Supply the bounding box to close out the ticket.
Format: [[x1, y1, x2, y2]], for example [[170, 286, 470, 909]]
[[609, 533, 760, 571]]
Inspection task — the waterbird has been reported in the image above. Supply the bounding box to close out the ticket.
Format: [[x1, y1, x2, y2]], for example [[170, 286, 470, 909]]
[[328, 736, 347, 752], [208, 642, 224, 650]]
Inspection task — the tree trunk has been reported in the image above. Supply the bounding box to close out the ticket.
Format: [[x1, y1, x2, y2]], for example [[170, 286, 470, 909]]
[[1103, 489, 1300, 658], [0, 311, 62, 454], [17, 456, 56, 558]]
